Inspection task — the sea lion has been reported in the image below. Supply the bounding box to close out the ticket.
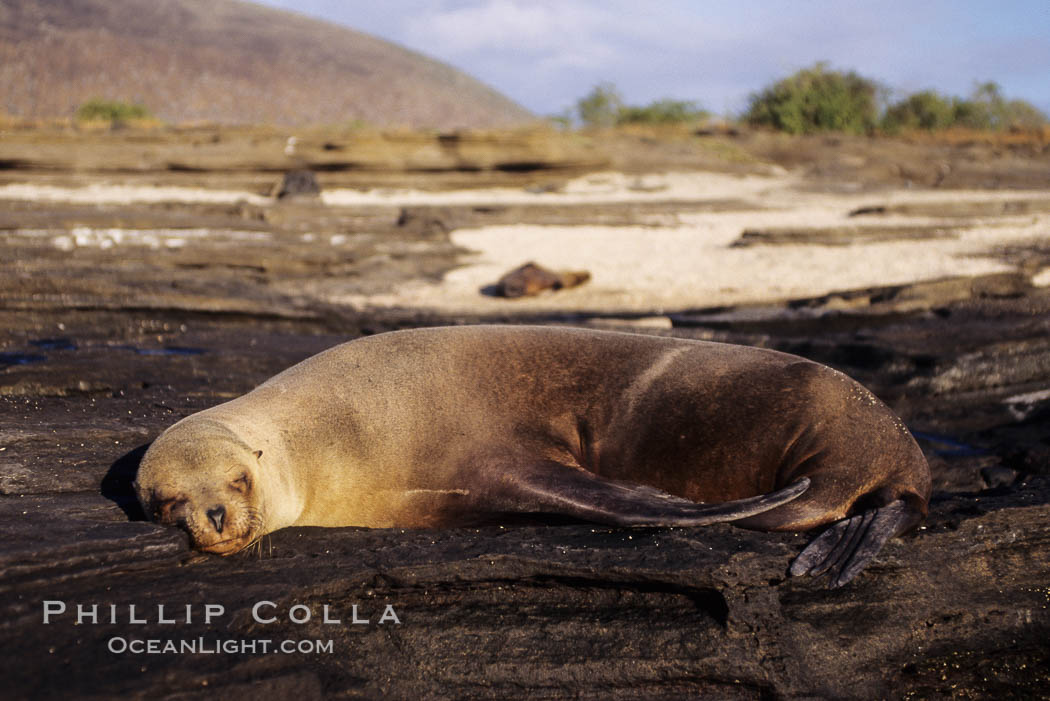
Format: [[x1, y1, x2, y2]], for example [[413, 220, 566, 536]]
[[494, 261, 591, 298], [134, 325, 931, 587]]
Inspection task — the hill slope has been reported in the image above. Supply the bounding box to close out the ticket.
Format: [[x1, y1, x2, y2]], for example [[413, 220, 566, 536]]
[[0, 0, 533, 127]]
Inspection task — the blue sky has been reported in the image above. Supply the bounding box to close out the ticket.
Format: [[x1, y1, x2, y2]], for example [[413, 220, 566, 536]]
[[254, 0, 1050, 118]]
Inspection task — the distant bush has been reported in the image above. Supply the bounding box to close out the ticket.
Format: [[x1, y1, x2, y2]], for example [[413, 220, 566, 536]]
[[946, 82, 996, 130], [75, 98, 152, 123], [576, 83, 624, 128], [745, 63, 879, 135], [573, 74, 1045, 136], [574, 84, 709, 127], [546, 111, 574, 130], [952, 82, 1047, 130], [616, 99, 710, 125], [882, 82, 1047, 133], [998, 99, 1049, 129], [881, 90, 956, 132]]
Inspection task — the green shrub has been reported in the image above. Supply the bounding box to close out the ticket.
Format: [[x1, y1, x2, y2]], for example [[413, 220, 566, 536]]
[[999, 99, 1049, 129], [744, 62, 879, 135], [546, 111, 574, 130], [576, 83, 624, 127], [882, 90, 956, 132], [574, 75, 1045, 135], [951, 82, 1047, 130], [573, 84, 709, 127], [951, 82, 1004, 130], [881, 82, 1047, 133], [617, 99, 710, 125], [75, 98, 152, 122], [949, 99, 993, 130]]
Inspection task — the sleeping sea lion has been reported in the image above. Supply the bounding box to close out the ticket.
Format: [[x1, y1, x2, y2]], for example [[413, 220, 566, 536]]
[[135, 325, 931, 587]]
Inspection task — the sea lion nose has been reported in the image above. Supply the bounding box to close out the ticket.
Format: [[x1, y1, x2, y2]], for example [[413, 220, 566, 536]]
[[206, 505, 226, 534]]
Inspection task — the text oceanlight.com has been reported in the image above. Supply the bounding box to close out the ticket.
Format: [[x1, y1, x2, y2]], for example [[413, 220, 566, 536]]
[[107, 637, 334, 655]]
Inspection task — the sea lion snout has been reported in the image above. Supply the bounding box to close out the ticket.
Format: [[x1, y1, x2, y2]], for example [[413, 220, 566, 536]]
[[137, 476, 259, 555], [206, 505, 226, 534], [176, 497, 254, 555]]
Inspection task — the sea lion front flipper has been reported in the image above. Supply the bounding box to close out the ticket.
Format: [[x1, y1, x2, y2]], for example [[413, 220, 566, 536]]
[[485, 461, 809, 527], [789, 500, 915, 588]]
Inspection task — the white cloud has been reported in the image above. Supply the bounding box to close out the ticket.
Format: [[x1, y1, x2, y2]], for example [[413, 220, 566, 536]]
[[255, 0, 1050, 118], [398, 0, 636, 111], [403, 1, 607, 57]]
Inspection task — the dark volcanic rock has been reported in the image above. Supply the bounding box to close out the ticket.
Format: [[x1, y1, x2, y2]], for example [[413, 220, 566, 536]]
[[2, 179, 1050, 697], [849, 197, 1050, 218], [396, 205, 469, 240], [2, 474, 1048, 699], [1, 289, 1049, 698], [731, 224, 960, 247], [273, 170, 321, 200]]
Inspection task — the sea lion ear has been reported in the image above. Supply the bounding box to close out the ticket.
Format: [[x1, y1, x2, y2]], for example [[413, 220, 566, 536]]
[[253, 450, 263, 460]]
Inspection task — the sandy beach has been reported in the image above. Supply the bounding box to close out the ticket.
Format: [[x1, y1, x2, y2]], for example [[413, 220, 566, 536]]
[[4, 170, 1048, 316], [334, 172, 1049, 313]]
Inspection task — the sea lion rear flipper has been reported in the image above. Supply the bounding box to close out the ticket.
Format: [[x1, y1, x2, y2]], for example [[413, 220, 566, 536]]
[[789, 500, 918, 588], [489, 462, 810, 527]]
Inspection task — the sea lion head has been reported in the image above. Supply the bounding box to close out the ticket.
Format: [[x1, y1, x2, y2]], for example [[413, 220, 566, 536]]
[[134, 419, 266, 555]]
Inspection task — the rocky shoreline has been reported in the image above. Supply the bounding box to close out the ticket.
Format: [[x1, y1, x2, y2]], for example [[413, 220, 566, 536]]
[[1, 128, 1048, 698]]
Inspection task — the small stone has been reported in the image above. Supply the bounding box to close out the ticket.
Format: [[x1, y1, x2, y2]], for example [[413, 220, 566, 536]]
[[273, 170, 321, 200]]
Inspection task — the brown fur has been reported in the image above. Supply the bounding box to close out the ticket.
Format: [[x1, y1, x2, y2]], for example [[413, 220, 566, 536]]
[[135, 326, 931, 560], [495, 261, 591, 298]]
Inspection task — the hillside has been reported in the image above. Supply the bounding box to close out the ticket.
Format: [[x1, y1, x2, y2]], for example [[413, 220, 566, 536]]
[[0, 0, 534, 127]]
